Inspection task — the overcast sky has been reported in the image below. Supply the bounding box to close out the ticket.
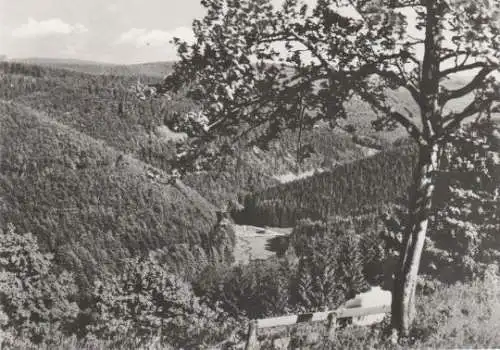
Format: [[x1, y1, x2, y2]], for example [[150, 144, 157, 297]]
[[0, 0, 209, 64], [0, 0, 477, 68], [1, 0, 339, 64]]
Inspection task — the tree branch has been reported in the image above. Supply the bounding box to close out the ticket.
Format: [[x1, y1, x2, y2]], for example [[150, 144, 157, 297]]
[[257, 33, 294, 44], [289, 31, 332, 70], [442, 98, 493, 136], [351, 0, 420, 14], [257, 30, 333, 71], [355, 85, 423, 142], [390, 110, 424, 143], [439, 62, 493, 78], [351, 51, 423, 112], [403, 50, 422, 68], [439, 50, 471, 63], [376, 69, 421, 106], [439, 66, 496, 106]]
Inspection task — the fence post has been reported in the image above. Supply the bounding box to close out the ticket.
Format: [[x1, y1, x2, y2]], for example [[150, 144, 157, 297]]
[[245, 320, 259, 350], [326, 311, 337, 342]]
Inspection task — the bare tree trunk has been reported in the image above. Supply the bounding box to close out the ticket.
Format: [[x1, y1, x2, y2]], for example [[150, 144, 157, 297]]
[[391, 143, 440, 337]]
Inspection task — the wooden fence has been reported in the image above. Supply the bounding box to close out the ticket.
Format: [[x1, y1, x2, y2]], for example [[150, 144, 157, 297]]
[[245, 304, 391, 350]]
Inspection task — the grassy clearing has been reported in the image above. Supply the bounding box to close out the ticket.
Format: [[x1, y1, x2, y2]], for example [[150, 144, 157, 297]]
[[233, 225, 293, 264]]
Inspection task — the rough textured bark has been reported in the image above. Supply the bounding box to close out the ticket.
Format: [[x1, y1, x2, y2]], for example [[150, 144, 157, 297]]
[[392, 144, 440, 336], [391, 0, 443, 337]]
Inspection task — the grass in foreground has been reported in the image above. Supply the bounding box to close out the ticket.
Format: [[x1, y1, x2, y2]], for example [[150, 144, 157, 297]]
[[1, 272, 499, 349], [258, 272, 500, 349]]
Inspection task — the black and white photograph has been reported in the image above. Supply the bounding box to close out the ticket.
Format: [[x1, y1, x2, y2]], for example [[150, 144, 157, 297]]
[[0, 0, 499, 348]]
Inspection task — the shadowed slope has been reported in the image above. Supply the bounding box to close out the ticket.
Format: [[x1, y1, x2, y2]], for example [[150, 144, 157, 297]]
[[0, 101, 232, 287]]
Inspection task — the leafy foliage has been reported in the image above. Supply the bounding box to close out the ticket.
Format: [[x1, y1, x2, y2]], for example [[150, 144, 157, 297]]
[[0, 225, 79, 344], [159, 0, 500, 172], [427, 121, 500, 282], [409, 267, 500, 349], [290, 219, 369, 311], [377, 121, 500, 283], [1, 0, 499, 341], [194, 258, 294, 319], [194, 217, 387, 320], [86, 255, 237, 349]]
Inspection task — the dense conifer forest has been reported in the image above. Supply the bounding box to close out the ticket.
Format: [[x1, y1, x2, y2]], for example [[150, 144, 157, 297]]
[[0, 100, 235, 289], [237, 142, 417, 227]]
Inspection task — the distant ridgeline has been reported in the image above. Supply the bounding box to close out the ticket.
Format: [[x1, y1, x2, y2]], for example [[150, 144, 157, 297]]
[[0, 101, 235, 289], [1, 59, 175, 77], [235, 142, 418, 227]]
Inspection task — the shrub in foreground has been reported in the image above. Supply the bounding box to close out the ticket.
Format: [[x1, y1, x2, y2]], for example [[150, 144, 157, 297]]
[[195, 258, 295, 320], [86, 254, 238, 349], [0, 224, 79, 344], [290, 219, 369, 311]]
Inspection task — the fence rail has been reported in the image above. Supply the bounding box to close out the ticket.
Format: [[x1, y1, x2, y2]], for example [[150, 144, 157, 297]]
[[245, 304, 390, 350]]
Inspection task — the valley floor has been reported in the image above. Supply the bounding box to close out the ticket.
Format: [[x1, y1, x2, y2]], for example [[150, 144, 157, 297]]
[[233, 225, 293, 264]]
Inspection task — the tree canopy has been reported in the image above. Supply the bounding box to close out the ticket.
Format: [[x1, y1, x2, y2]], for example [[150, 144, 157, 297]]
[[160, 0, 499, 173]]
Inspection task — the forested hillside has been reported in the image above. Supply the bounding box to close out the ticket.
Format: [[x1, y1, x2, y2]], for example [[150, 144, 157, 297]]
[[0, 100, 234, 288], [0, 61, 397, 208], [0, 62, 268, 204], [237, 142, 418, 227], [8, 58, 175, 77]]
